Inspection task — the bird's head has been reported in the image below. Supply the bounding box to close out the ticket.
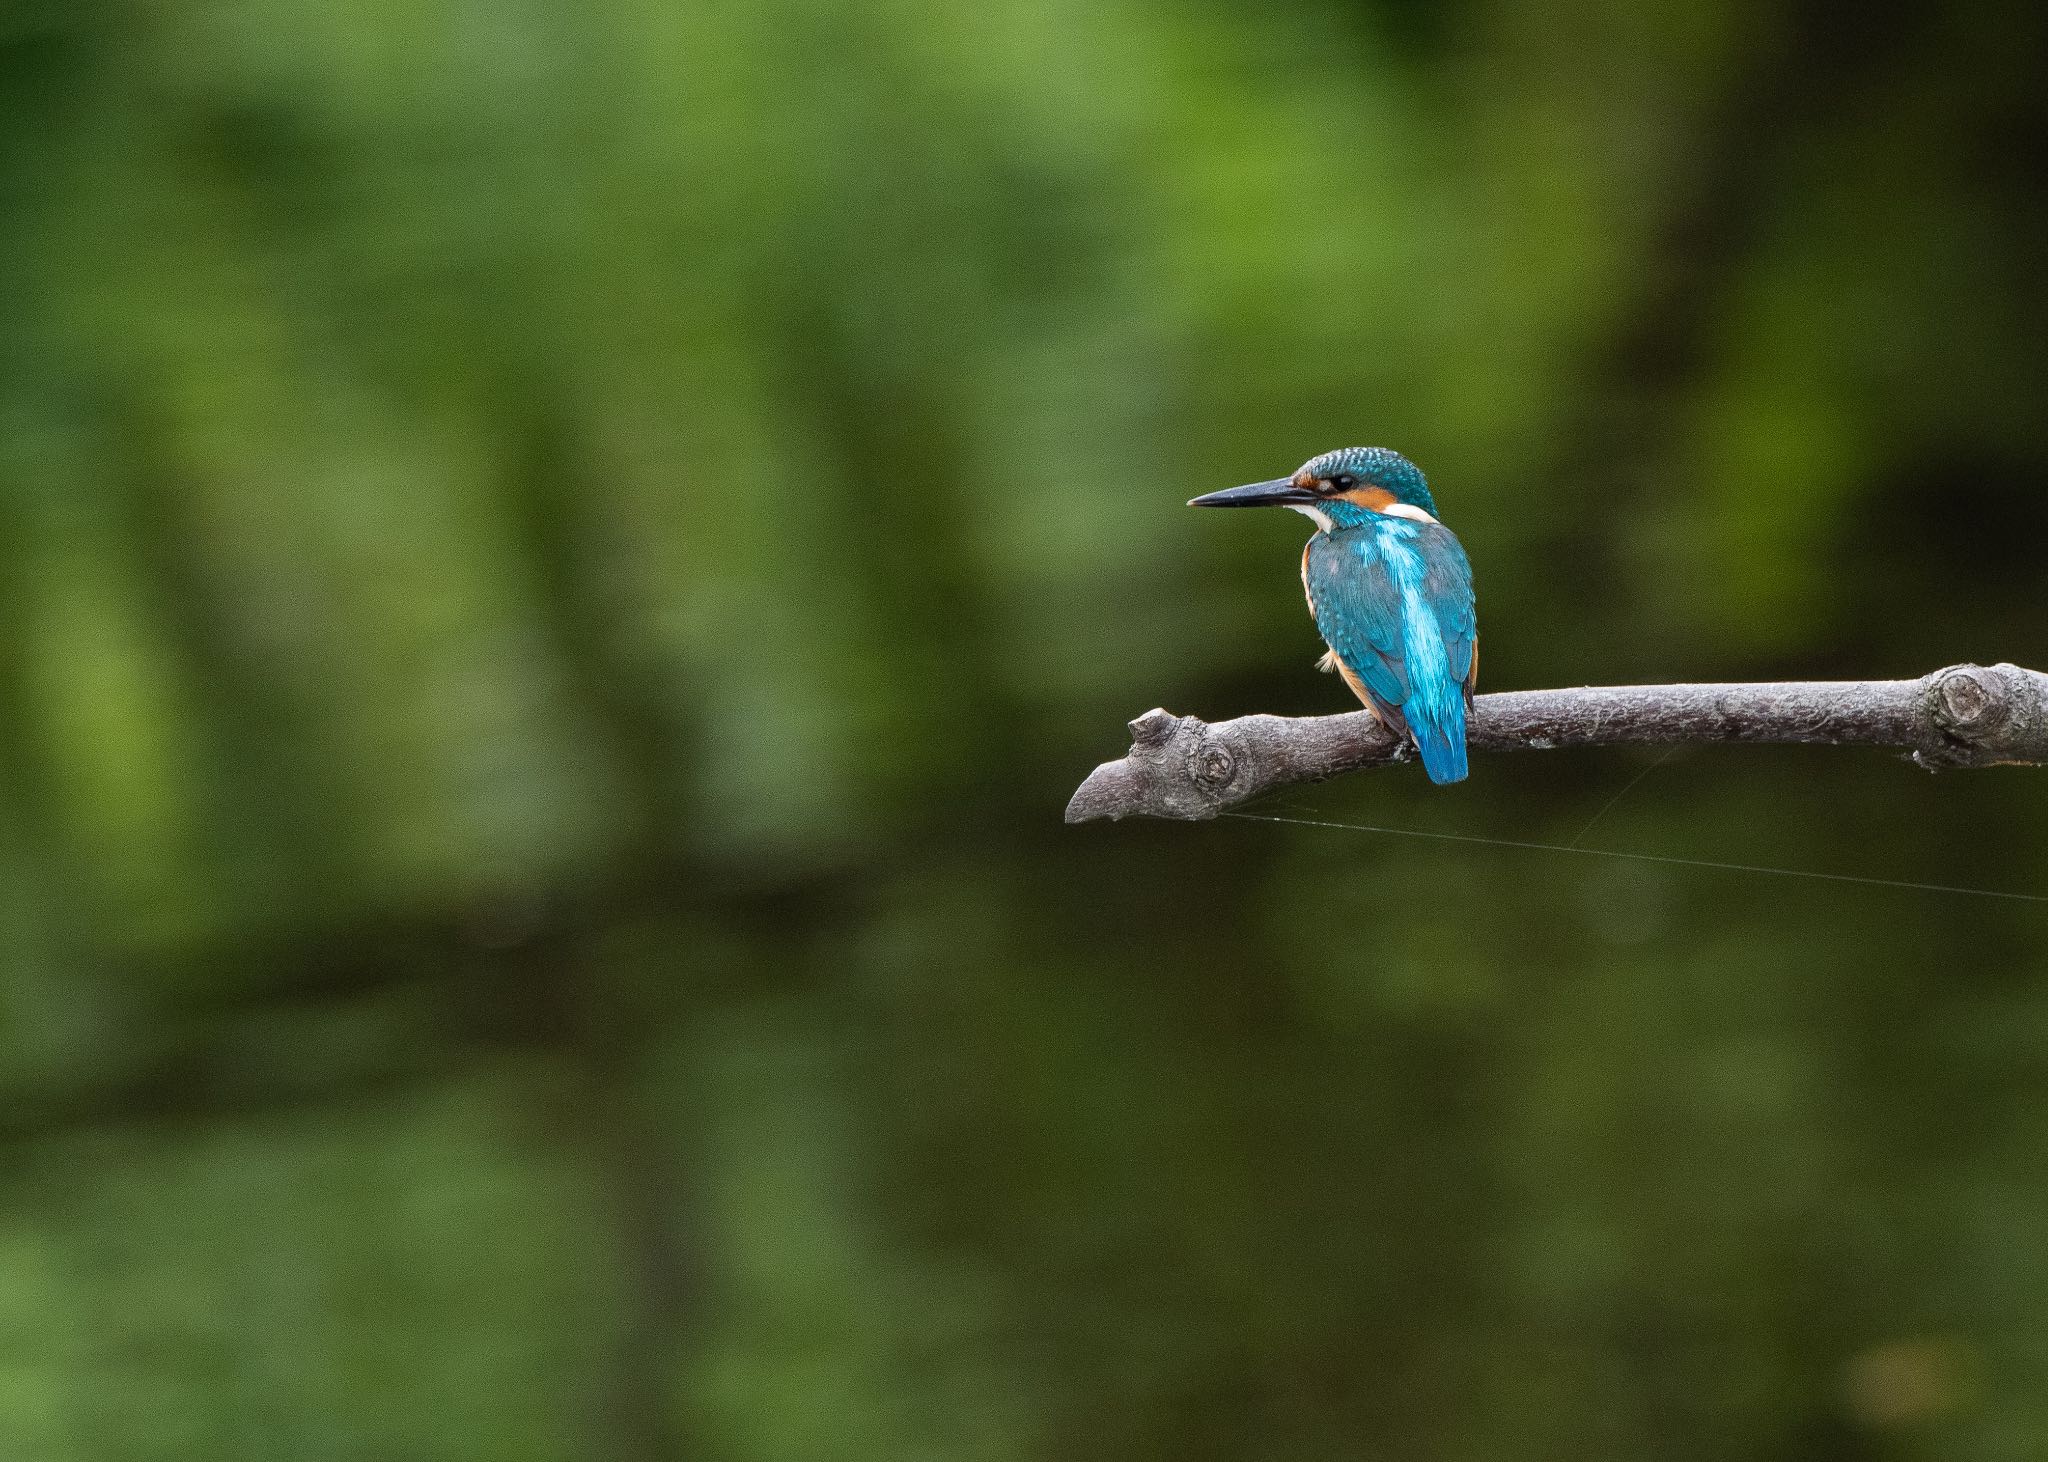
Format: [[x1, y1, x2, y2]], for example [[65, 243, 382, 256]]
[[1189, 447, 1437, 530]]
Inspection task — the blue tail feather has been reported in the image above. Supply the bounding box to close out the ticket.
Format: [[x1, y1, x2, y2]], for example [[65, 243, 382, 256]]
[[1413, 720, 1468, 785]]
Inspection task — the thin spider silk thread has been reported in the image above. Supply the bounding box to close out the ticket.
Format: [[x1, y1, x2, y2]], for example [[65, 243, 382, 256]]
[[1565, 745, 1678, 849], [1222, 811, 2048, 904]]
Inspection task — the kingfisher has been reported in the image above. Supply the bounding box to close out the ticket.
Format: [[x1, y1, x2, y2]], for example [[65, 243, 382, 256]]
[[1189, 447, 1477, 784]]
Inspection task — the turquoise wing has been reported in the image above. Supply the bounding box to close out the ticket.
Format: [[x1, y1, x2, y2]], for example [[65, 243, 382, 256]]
[[1305, 522, 1476, 784]]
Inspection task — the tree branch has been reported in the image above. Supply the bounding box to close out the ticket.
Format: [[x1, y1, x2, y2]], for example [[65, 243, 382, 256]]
[[1065, 662, 2048, 823]]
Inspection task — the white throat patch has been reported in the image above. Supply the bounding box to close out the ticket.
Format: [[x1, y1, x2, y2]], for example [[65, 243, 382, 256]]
[[1289, 503, 1335, 533]]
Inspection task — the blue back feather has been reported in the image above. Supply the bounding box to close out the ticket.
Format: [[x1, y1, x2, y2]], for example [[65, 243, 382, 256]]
[[1304, 517, 1475, 784]]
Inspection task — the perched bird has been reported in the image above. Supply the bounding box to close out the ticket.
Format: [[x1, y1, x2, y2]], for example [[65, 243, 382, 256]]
[[1190, 447, 1477, 784]]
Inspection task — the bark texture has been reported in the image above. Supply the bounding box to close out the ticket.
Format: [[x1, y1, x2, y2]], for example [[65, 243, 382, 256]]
[[1065, 662, 2048, 823]]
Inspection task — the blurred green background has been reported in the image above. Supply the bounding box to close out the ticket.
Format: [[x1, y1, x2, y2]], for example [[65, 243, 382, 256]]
[[2, 0, 2046, 1457]]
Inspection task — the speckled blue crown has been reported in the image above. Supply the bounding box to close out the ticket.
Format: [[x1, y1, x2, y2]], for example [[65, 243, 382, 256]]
[[1302, 447, 1435, 514]]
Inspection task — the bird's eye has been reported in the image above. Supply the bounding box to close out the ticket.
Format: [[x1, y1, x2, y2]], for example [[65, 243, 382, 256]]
[[1331, 473, 1357, 490]]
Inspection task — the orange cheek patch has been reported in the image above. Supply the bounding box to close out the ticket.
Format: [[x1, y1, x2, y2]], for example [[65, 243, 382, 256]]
[[1335, 486, 1397, 512]]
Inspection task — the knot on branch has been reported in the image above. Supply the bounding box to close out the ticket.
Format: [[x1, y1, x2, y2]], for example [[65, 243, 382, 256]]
[[1194, 740, 1239, 789], [1066, 704, 1400, 822], [1066, 709, 1250, 822], [1917, 662, 2048, 770]]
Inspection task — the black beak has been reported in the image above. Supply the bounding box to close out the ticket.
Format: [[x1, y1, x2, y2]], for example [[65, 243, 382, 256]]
[[1187, 477, 1318, 508]]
